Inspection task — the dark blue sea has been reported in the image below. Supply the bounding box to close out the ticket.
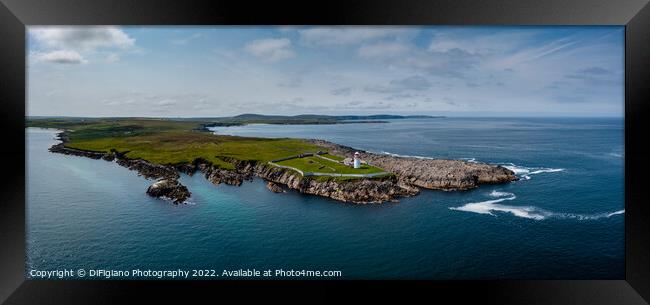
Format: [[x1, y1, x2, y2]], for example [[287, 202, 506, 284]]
[[26, 117, 624, 279]]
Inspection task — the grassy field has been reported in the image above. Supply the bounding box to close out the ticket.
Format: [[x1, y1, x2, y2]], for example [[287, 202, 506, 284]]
[[26, 118, 387, 178], [275, 156, 384, 175], [319, 153, 344, 161]]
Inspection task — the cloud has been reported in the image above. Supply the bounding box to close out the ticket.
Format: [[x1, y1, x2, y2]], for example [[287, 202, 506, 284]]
[[383, 93, 420, 101], [553, 94, 588, 103], [105, 53, 120, 63], [244, 38, 295, 62], [30, 26, 136, 65], [298, 27, 411, 46], [564, 66, 618, 85], [101, 92, 217, 110], [358, 41, 480, 79], [32, 50, 87, 64], [30, 26, 135, 51], [330, 87, 352, 96], [365, 75, 434, 94], [103, 98, 136, 106], [157, 99, 177, 107], [171, 33, 203, 45], [488, 37, 579, 69], [579, 67, 611, 75], [277, 77, 302, 88], [357, 42, 410, 58], [428, 31, 532, 55], [390, 75, 432, 91]]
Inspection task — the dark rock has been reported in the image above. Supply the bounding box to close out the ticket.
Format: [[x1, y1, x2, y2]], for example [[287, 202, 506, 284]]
[[255, 164, 418, 204], [146, 179, 191, 204], [307, 139, 518, 190], [266, 181, 286, 193], [102, 153, 116, 161], [116, 158, 179, 180], [49, 143, 106, 159], [175, 163, 197, 176]]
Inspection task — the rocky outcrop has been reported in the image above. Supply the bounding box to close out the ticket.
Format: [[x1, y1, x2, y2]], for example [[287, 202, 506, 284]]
[[266, 181, 286, 193], [307, 139, 517, 190], [199, 157, 257, 187], [50, 131, 187, 203], [49, 142, 107, 160], [146, 179, 191, 204], [116, 158, 179, 180], [254, 163, 418, 204]]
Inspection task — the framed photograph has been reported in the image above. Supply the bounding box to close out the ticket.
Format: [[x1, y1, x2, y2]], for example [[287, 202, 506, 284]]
[[1, 0, 649, 303]]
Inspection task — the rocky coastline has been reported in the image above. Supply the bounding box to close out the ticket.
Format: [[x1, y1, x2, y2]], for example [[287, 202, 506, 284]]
[[48, 131, 517, 205]]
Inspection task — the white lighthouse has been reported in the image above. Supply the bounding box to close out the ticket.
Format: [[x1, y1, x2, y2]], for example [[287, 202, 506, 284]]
[[353, 152, 361, 169]]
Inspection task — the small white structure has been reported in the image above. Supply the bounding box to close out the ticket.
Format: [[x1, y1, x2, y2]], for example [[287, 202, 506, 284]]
[[353, 152, 361, 169]]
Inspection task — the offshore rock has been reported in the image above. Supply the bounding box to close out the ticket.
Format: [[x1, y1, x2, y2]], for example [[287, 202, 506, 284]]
[[146, 179, 191, 204]]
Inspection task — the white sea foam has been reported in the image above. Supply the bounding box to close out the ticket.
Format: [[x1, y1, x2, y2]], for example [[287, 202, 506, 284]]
[[501, 163, 564, 180], [450, 190, 625, 221], [460, 157, 478, 163], [380, 152, 482, 163], [380, 151, 436, 159], [488, 190, 514, 198], [449, 193, 551, 219], [552, 209, 625, 220]]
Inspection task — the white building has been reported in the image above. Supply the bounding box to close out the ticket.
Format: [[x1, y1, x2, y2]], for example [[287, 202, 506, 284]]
[[353, 152, 361, 169]]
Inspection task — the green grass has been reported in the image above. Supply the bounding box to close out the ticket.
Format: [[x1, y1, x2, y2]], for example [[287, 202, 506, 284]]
[[319, 153, 344, 161], [26, 118, 389, 179], [275, 156, 384, 175]]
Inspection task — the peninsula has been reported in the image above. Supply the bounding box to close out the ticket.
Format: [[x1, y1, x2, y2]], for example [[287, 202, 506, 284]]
[[27, 116, 516, 204]]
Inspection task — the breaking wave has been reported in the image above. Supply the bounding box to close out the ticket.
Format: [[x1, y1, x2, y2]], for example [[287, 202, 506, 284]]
[[459, 157, 478, 163], [380, 152, 480, 163], [608, 152, 623, 158], [500, 163, 564, 180], [380, 151, 436, 159], [450, 190, 624, 221]]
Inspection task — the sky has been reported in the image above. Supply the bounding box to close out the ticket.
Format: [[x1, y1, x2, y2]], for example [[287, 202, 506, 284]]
[[27, 26, 624, 117]]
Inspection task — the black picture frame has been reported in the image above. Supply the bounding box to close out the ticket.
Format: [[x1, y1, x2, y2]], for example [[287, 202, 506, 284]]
[[1, 0, 649, 304]]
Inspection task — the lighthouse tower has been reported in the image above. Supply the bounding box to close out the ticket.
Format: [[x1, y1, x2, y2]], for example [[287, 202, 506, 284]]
[[353, 152, 361, 169]]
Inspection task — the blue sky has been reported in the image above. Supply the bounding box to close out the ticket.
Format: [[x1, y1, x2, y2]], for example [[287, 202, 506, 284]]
[[27, 26, 624, 117]]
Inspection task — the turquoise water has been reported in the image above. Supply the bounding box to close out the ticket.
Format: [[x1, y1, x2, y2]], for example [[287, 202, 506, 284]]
[[26, 117, 624, 279]]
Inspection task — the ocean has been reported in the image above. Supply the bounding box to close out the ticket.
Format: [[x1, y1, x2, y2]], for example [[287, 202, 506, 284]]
[[26, 117, 624, 279]]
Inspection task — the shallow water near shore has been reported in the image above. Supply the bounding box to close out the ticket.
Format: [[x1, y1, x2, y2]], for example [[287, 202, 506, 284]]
[[26, 117, 624, 279]]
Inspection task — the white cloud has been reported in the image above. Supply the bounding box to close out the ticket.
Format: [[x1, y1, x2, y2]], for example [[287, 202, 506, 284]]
[[31, 26, 135, 51], [105, 53, 120, 63], [32, 50, 87, 64], [298, 27, 411, 46], [244, 38, 295, 62], [29, 26, 136, 65], [485, 37, 580, 69], [358, 42, 410, 58], [428, 31, 531, 55], [157, 99, 176, 106], [171, 33, 203, 45]]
